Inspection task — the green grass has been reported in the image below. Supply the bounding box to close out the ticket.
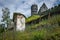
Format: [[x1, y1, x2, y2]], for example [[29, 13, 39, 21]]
[[26, 15, 40, 23], [26, 15, 46, 23], [26, 14, 60, 30], [1, 26, 60, 40]]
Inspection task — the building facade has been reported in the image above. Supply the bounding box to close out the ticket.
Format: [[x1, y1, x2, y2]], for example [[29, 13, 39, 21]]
[[31, 3, 48, 16], [38, 3, 48, 15], [13, 13, 25, 31]]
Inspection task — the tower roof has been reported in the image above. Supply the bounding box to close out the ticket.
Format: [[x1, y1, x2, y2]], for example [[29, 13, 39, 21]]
[[41, 3, 48, 8], [42, 3, 46, 6], [31, 4, 37, 7], [38, 3, 48, 14], [13, 12, 26, 22]]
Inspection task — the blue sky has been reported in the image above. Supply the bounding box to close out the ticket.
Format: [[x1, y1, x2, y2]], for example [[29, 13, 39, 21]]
[[0, 0, 60, 23]]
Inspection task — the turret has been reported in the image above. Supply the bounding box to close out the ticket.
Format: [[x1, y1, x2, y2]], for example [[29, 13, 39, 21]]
[[31, 4, 38, 16]]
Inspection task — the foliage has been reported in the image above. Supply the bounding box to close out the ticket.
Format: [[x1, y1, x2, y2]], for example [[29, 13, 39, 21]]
[[0, 26, 4, 33], [26, 15, 40, 23], [2, 8, 10, 27], [1, 26, 60, 40]]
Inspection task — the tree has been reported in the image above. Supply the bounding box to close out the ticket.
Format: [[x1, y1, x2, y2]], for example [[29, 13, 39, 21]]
[[0, 24, 4, 33], [58, 4, 60, 7], [2, 8, 10, 28]]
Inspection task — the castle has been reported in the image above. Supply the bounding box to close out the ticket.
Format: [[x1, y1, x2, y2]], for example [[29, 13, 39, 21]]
[[26, 3, 48, 27], [31, 3, 48, 16], [5, 3, 48, 31], [11, 3, 48, 31], [1, 3, 60, 31]]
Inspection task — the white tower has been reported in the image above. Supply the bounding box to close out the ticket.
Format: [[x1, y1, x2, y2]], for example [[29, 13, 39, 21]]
[[13, 13, 25, 31]]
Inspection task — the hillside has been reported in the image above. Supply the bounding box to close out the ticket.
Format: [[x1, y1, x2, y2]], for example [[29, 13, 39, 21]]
[[26, 14, 60, 31], [0, 14, 60, 40]]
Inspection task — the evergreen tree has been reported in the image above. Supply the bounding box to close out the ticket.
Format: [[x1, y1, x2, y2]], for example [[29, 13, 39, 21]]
[[2, 8, 10, 28]]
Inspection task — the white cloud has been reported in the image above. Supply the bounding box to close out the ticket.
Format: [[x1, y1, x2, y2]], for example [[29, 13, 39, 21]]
[[49, 0, 57, 2]]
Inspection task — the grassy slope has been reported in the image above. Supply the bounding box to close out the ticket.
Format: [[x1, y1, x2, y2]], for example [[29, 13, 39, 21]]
[[0, 15, 60, 40], [26, 15, 60, 29]]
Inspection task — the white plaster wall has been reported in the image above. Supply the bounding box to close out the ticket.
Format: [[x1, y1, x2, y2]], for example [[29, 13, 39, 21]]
[[16, 15, 25, 31]]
